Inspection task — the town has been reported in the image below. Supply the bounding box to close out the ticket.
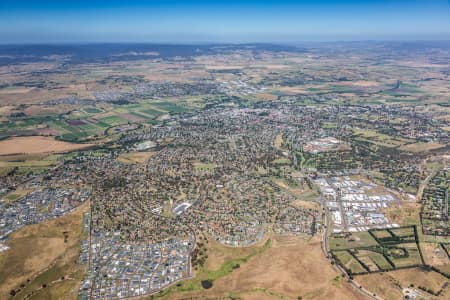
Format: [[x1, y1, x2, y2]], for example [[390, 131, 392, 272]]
[[0, 41, 449, 300]]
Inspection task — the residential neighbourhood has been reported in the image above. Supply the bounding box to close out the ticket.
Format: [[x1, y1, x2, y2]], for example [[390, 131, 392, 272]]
[[0, 188, 90, 240]]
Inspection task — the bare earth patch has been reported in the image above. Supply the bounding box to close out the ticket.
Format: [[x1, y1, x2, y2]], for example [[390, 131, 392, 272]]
[[0, 136, 93, 155], [422, 243, 450, 268], [382, 201, 421, 226], [291, 199, 321, 211]]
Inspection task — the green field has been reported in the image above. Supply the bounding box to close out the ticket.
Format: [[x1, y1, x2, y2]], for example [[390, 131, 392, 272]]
[[271, 158, 291, 165], [370, 230, 393, 239], [194, 163, 216, 171], [0, 98, 197, 142], [367, 251, 394, 270], [0, 159, 59, 175], [98, 116, 128, 126], [153, 101, 187, 113], [388, 243, 423, 268], [1, 189, 33, 203], [347, 258, 367, 274], [333, 250, 354, 265], [83, 107, 103, 114], [352, 129, 414, 148], [331, 226, 424, 275], [329, 232, 378, 251]]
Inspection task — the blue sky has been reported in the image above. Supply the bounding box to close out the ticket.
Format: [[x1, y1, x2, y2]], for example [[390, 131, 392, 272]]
[[1, 0, 450, 43]]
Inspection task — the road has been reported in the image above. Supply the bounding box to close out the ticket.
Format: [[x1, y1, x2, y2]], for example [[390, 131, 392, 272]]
[[416, 169, 438, 203], [319, 191, 383, 300], [286, 148, 383, 299]]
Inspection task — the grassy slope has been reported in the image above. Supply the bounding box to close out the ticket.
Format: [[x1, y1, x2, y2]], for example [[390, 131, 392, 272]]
[[0, 201, 88, 300]]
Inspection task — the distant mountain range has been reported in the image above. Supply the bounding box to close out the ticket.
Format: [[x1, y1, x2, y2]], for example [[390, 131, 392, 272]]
[[0, 43, 302, 65]]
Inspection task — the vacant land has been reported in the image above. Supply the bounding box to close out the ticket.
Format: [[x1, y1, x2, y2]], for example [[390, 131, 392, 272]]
[[352, 129, 414, 148], [274, 133, 283, 150], [358, 268, 450, 299], [204, 235, 269, 272], [0, 201, 88, 299], [329, 232, 379, 251], [399, 142, 445, 153], [422, 243, 450, 270], [0, 136, 93, 155], [291, 198, 321, 210], [0, 157, 59, 175], [160, 236, 365, 300], [357, 273, 404, 299], [1, 188, 33, 203], [193, 162, 217, 171], [117, 151, 155, 164], [382, 202, 421, 227], [211, 236, 364, 300]]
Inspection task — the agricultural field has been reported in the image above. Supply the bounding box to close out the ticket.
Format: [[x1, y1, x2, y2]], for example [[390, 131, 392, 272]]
[[0, 136, 93, 155], [332, 225, 450, 298], [329, 231, 379, 251], [0, 97, 196, 143], [331, 226, 425, 275]]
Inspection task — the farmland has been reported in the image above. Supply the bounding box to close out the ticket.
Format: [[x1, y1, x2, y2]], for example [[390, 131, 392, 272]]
[[331, 226, 425, 275], [0, 99, 193, 143], [0, 136, 93, 155]]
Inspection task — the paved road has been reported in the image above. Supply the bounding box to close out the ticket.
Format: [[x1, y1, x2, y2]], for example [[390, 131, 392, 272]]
[[319, 191, 383, 300], [416, 169, 438, 203]]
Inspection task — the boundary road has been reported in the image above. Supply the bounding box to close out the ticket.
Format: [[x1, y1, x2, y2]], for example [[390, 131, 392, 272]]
[[319, 191, 383, 300]]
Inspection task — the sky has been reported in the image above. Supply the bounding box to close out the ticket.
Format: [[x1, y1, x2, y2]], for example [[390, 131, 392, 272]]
[[1, 0, 450, 44]]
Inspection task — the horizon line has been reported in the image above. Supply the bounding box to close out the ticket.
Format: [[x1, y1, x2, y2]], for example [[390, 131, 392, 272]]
[[2, 39, 450, 46]]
